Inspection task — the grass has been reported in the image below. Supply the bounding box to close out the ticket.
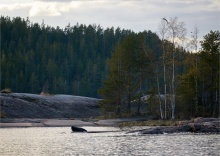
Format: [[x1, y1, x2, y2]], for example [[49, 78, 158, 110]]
[[96, 114, 128, 120], [96, 113, 185, 127], [119, 119, 185, 127], [96, 111, 148, 120]]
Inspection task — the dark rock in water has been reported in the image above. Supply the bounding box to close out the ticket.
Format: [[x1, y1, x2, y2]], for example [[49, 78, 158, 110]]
[[141, 128, 163, 134], [127, 127, 164, 135], [177, 124, 193, 132], [162, 126, 178, 133], [127, 117, 220, 135], [71, 126, 87, 132]]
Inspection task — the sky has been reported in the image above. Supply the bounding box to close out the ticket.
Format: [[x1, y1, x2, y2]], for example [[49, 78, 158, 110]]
[[0, 0, 219, 47]]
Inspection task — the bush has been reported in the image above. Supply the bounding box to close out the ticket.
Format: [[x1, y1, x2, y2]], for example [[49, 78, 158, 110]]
[[1, 88, 12, 93], [40, 91, 53, 96], [0, 112, 6, 118]]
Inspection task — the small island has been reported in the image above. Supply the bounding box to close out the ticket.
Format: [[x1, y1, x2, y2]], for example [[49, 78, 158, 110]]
[[126, 117, 220, 134]]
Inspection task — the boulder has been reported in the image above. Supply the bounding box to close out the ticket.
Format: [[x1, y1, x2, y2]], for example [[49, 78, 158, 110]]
[[141, 128, 163, 134], [161, 126, 178, 133], [177, 124, 193, 132], [71, 126, 87, 132]]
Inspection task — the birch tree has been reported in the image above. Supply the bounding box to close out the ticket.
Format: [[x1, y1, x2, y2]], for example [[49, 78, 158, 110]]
[[169, 17, 187, 119], [159, 17, 187, 119], [190, 25, 199, 115], [158, 19, 168, 119], [179, 30, 219, 117]]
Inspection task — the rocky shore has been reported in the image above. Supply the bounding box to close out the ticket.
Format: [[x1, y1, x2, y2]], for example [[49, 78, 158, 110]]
[[127, 117, 220, 134], [1, 117, 219, 135], [1, 93, 219, 134]]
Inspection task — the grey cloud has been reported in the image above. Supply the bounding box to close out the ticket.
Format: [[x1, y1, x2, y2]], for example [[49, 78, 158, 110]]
[[0, 0, 218, 38], [39, 0, 77, 1], [38, 0, 73, 2]]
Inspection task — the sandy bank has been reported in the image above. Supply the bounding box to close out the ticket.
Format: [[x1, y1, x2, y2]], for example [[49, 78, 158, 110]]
[[0, 118, 146, 128]]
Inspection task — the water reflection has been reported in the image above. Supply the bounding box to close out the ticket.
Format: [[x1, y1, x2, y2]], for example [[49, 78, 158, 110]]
[[0, 127, 219, 156]]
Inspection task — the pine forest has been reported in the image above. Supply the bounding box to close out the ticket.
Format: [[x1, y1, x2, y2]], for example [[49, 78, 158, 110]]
[[1, 16, 219, 119]]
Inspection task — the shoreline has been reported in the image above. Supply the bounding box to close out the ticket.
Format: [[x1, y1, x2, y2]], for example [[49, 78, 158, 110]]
[[0, 117, 146, 128], [1, 117, 219, 134]]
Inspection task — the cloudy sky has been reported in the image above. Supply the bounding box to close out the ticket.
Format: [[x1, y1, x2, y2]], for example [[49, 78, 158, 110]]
[[1, 0, 219, 41]]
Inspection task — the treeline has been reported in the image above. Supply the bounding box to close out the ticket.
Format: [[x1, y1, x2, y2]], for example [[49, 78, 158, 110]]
[[1, 16, 219, 119], [0, 16, 161, 98], [99, 32, 187, 118], [178, 30, 219, 118], [99, 17, 219, 119]]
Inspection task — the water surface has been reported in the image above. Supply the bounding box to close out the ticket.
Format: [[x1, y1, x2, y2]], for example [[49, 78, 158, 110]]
[[0, 127, 219, 156]]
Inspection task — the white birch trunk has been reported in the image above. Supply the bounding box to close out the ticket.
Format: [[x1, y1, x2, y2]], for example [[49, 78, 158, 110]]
[[159, 17, 187, 120], [171, 48, 175, 120], [162, 45, 167, 119], [191, 26, 199, 116], [194, 58, 198, 115], [156, 64, 164, 119]]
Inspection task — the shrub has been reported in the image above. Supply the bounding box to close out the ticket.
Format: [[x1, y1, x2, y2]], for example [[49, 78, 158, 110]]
[[40, 91, 53, 96], [0, 112, 6, 118], [1, 88, 12, 93]]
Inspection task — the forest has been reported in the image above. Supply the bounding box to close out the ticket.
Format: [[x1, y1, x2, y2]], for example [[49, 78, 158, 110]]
[[99, 17, 219, 119], [0, 16, 162, 97], [1, 16, 219, 119]]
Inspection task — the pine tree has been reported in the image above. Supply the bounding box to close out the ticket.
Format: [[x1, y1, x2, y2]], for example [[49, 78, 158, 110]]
[[199, 30, 219, 117]]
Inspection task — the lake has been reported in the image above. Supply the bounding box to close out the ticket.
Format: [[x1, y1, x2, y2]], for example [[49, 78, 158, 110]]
[[0, 127, 219, 156]]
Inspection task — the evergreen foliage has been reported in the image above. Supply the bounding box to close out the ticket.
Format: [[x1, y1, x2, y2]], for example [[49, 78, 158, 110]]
[[100, 28, 219, 119], [178, 31, 220, 118], [99, 32, 161, 114], [0, 16, 161, 98], [1, 16, 218, 119]]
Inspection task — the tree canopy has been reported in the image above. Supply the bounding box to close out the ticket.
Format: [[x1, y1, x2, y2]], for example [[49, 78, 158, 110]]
[[1, 16, 219, 119], [0, 16, 161, 98]]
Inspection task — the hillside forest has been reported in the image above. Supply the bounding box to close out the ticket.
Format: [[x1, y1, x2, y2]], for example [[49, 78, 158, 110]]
[[1, 16, 219, 119]]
